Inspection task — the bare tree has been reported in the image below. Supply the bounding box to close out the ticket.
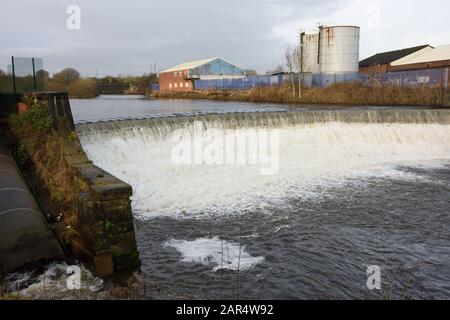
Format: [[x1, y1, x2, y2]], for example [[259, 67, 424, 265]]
[[294, 46, 303, 99], [284, 44, 296, 98], [295, 32, 312, 100]]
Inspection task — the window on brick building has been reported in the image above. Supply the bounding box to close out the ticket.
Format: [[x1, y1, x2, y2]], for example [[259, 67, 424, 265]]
[[180, 83, 184, 88], [185, 82, 189, 87], [174, 83, 178, 88], [169, 83, 172, 88]]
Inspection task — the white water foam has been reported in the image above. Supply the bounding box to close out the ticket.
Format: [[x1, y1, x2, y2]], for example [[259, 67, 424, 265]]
[[165, 237, 264, 271], [79, 122, 450, 219]]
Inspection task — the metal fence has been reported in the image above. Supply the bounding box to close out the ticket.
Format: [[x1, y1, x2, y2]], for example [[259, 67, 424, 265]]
[[360, 68, 448, 87], [0, 57, 45, 94], [145, 68, 443, 91], [151, 83, 160, 92], [194, 74, 314, 90]]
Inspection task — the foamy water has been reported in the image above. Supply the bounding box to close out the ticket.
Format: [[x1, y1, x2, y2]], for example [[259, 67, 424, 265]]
[[165, 237, 265, 271], [79, 121, 450, 219]]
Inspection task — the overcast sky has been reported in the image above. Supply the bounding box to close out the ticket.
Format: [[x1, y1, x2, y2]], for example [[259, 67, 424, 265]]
[[1, 0, 449, 76]]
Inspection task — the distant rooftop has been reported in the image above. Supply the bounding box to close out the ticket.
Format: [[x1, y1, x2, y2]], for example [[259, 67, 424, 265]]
[[161, 57, 245, 74], [161, 58, 218, 73], [359, 45, 431, 67], [392, 44, 450, 66]]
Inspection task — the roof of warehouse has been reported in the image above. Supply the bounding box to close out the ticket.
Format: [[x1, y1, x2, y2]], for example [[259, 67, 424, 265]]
[[161, 57, 244, 73], [359, 45, 431, 67], [391, 44, 450, 66], [161, 58, 217, 73]]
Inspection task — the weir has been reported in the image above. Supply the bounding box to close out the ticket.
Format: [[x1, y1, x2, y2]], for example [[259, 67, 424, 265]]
[[76, 108, 450, 219], [76, 108, 450, 137]]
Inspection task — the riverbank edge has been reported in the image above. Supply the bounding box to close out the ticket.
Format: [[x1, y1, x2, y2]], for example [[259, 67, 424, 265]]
[[149, 83, 450, 107]]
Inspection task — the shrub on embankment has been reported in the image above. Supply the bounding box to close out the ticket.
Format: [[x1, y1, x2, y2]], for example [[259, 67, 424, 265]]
[[45, 68, 99, 99], [154, 83, 448, 107], [8, 98, 88, 242]]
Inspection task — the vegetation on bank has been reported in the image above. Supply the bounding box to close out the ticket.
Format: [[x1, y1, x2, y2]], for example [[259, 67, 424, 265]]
[[46, 68, 158, 98], [0, 67, 158, 99], [45, 68, 99, 99], [8, 98, 88, 242], [153, 83, 449, 107]]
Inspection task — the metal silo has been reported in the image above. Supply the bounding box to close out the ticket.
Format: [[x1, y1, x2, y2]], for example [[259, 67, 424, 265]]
[[300, 31, 320, 74], [318, 25, 360, 74]]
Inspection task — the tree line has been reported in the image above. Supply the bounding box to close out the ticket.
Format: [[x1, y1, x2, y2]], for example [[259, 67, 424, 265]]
[[0, 67, 158, 98]]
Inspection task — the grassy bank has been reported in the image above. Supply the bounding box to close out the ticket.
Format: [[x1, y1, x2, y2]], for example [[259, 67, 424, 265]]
[[152, 83, 449, 107]]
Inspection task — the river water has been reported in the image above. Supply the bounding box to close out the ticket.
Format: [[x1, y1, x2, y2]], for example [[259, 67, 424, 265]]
[[8, 95, 450, 300]]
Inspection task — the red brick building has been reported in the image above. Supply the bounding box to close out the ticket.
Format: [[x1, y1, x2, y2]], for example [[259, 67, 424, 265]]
[[159, 57, 245, 92], [159, 68, 193, 92]]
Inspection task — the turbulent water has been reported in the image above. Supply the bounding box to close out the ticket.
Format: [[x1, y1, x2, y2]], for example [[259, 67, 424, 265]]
[[75, 109, 450, 299], [5, 100, 449, 300]]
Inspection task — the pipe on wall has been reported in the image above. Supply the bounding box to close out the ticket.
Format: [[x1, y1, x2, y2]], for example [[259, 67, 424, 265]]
[[0, 139, 64, 275]]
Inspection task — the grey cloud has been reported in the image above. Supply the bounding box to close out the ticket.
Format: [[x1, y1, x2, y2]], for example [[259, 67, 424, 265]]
[[3, 0, 425, 76]]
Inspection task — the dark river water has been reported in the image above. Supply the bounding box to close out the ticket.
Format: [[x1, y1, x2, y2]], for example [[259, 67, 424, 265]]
[[135, 165, 450, 299], [70, 95, 293, 123], [7, 95, 449, 300]]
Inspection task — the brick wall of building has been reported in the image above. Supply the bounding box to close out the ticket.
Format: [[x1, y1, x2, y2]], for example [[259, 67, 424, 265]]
[[359, 64, 389, 74], [159, 69, 194, 92]]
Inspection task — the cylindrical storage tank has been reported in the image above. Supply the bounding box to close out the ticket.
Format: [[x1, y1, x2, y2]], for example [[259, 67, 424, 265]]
[[319, 25, 360, 74], [300, 32, 320, 74]]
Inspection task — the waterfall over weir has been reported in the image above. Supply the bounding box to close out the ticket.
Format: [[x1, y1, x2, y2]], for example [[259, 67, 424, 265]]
[[76, 109, 450, 138], [76, 109, 450, 219]]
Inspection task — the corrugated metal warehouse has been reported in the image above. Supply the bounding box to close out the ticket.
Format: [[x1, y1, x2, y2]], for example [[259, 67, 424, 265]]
[[159, 57, 245, 92], [359, 44, 450, 74]]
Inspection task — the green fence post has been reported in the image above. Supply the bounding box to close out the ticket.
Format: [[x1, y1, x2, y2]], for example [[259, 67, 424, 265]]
[[11, 56, 16, 94]]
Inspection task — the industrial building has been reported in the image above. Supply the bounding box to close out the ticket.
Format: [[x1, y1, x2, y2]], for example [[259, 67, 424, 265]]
[[359, 44, 450, 74], [300, 25, 360, 75], [159, 57, 245, 92], [359, 45, 432, 74]]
